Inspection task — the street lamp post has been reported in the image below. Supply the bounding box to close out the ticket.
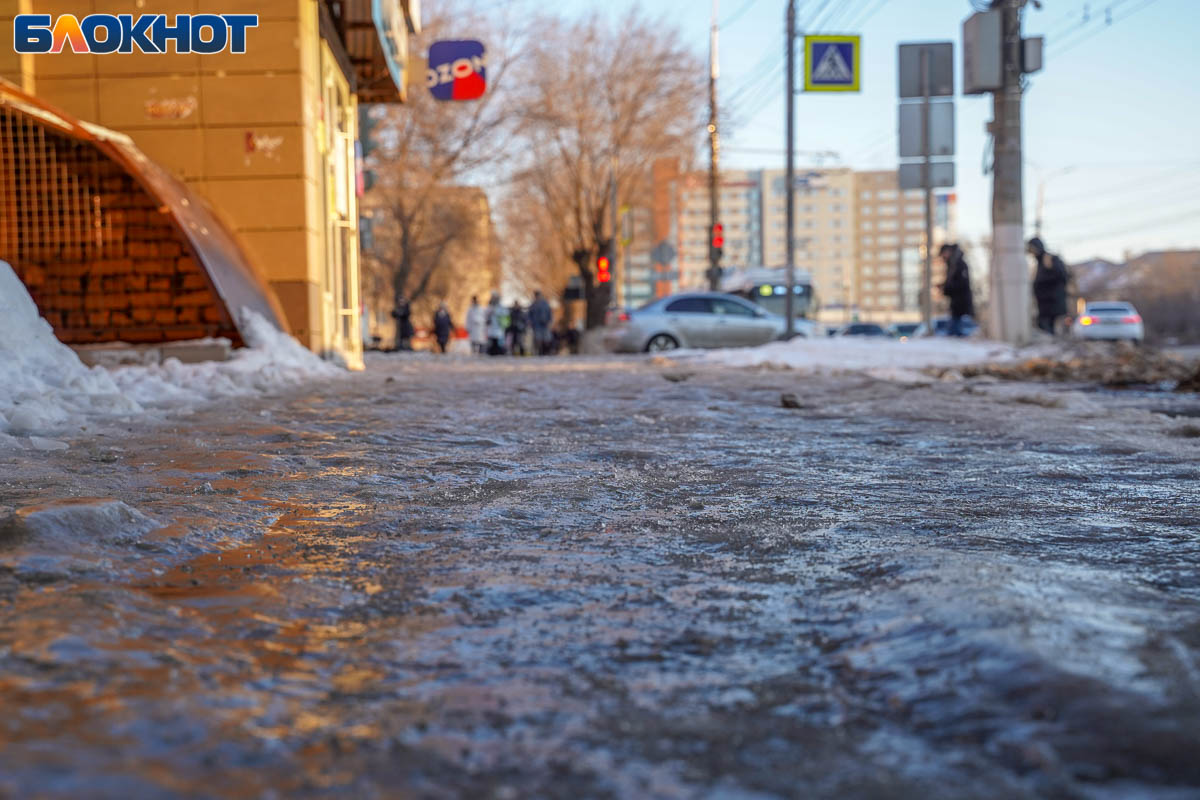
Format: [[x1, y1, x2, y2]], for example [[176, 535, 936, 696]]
[[1034, 165, 1075, 238]]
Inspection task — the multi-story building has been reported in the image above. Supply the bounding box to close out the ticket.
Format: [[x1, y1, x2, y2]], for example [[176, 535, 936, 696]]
[[761, 167, 856, 320], [645, 163, 958, 323], [853, 171, 958, 322], [652, 163, 763, 292], [1, 0, 419, 367]]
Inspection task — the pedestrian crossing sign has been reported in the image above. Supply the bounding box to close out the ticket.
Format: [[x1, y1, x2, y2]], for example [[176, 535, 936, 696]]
[[804, 35, 861, 92]]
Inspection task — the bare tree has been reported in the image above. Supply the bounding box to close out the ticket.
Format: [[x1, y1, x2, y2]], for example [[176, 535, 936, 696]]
[[505, 11, 705, 329], [361, 1, 522, 321]]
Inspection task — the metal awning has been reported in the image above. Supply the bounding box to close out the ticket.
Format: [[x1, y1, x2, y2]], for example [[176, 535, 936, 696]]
[[331, 0, 421, 103], [0, 79, 287, 347]]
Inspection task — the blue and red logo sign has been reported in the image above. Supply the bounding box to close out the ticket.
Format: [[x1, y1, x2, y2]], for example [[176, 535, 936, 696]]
[[13, 14, 258, 54], [427, 40, 486, 102]]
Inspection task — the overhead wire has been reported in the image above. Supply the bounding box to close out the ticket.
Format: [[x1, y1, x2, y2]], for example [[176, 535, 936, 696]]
[[1052, 0, 1164, 56]]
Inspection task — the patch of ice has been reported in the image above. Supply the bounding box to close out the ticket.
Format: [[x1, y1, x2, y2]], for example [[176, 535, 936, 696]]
[[2, 498, 158, 547], [29, 436, 70, 452]]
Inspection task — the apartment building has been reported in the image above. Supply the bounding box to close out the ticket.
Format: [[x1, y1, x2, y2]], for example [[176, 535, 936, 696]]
[[854, 172, 960, 322], [659, 167, 763, 292], [761, 167, 856, 319]]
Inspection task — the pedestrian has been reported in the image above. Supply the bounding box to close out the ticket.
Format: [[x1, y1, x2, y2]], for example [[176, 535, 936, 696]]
[[528, 290, 553, 356], [1029, 237, 1070, 335], [391, 296, 414, 351], [466, 295, 487, 355], [432, 302, 454, 354], [507, 300, 528, 357], [485, 292, 506, 356], [939, 243, 974, 337]]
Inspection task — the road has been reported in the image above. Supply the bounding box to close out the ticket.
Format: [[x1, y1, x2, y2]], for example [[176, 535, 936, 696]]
[[2, 354, 1199, 798]]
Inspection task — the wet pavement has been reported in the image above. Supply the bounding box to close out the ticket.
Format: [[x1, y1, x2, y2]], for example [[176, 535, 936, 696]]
[[1, 354, 1199, 799]]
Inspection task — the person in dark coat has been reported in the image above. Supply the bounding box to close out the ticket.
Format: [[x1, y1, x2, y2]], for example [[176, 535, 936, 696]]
[[507, 301, 528, 357], [1029, 237, 1069, 335], [391, 296, 414, 351], [432, 302, 454, 354], [528, 290, 553, 356], [939, 243, 974, 337]]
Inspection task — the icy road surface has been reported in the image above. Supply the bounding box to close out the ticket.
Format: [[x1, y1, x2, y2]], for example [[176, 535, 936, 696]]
[[1, 355, 1199, 799]]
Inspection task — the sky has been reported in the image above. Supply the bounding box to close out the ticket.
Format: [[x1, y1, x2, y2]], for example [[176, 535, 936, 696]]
[[555, 0, 1200, 264]]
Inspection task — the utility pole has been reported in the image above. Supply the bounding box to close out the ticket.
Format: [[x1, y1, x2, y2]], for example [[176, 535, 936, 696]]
[[707, 0, 721, 291], [990, 0, 1028, 343], [921, 48, 934, 333], [784, 0, 796, 337]]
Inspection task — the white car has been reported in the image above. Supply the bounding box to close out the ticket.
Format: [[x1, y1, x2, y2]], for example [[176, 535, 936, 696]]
[[1071, 302, 1145, 342]]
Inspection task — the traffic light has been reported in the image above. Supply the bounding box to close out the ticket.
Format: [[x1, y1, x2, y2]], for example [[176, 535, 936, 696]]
[[711, 222, 724, 260], [597, 254, 611, 283]]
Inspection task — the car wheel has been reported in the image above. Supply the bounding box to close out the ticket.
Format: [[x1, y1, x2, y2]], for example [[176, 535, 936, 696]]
[[645, 333, 680, 352]]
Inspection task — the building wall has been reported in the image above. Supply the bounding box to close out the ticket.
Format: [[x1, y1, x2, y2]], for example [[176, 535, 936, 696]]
[[671, 169, 762, 291], [852, 171, 958, 323], [0, 0, 364, 367], [761, 167, 856, 320]]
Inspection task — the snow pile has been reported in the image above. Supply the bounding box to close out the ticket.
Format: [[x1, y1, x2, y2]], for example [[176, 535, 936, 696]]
[[672, 336, 1018, 376], [109, 305, 343, 407], [1, 260, 342, 447], [0, 262, 141, 441]]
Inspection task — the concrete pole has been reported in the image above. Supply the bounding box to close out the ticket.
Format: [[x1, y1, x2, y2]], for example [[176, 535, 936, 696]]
[[989, 0, 1029, 343], [784, 0, 796, 336]]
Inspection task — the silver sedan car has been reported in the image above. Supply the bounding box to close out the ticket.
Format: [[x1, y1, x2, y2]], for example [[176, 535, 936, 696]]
[[1071, 301, 1145, 342], [603, 292, 785, 352]]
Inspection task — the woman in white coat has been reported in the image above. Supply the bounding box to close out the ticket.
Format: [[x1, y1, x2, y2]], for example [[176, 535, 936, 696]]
[[465, 295, 487, 354]]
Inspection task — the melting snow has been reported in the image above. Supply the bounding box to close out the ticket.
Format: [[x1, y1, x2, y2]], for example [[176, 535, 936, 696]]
[[671, 337, 1019, 375]]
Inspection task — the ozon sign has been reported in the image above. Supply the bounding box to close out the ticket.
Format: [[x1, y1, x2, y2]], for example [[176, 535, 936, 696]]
[[427, 40, 486, 102]]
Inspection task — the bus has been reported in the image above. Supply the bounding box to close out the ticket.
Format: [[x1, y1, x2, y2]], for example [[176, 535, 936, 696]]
[[720, 267, 819, 320]]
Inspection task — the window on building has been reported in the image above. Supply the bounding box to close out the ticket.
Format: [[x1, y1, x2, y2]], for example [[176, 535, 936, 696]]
[[904, 219, 924, 230], [905, 204, 924, 215], [878, 205, 899, 215], [877, 219, 898, 231], [861, 221, 874, 230], [878, 190, 898, 200], [860, 206, 874, 215], [878, 235, 899, 246], [860, 190, 873, 200]]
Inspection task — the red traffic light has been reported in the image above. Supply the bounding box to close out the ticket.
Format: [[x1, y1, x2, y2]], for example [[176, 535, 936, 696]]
[[711, 223, 724, 250], [597, 254, 611, 283]]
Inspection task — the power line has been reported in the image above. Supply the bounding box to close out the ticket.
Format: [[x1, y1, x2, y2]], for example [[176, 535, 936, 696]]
[[721, 0, 762, 27], [1056, 208, 1200, 245], [845, 0, 891, 30], [1051, 0, 1163, 57]]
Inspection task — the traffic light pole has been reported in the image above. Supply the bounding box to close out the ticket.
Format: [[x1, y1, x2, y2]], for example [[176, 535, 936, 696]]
[[707, 0, 721, 291], [610, 154, 618, 304], [784, 0, 796, 338]]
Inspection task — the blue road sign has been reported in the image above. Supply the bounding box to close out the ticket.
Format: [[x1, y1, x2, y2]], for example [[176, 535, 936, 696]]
[[804, 35, 860, 92]]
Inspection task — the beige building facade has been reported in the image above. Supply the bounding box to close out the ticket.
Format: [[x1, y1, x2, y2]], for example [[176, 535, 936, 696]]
[[853, 171, 958, 322], [1, 0, 418, 367], [761, 167, 856, 319]]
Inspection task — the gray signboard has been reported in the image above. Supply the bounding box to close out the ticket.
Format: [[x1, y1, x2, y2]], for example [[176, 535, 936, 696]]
[[898, 42, 954, 98], [898, 101, 955, 158], [899, 161, 955, 191]]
